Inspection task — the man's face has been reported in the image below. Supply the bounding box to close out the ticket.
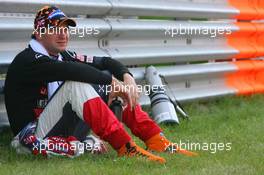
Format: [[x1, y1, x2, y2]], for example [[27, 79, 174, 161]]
[[36, 23, 69, 55]]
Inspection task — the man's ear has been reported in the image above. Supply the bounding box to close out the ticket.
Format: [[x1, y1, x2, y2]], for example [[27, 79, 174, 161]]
[[34, 28, 46, 41], [34, 31, 43, 41], [35, 32, 40, 40]]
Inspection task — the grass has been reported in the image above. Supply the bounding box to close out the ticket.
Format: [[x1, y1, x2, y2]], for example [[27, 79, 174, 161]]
[[0, 95, 263, 175]]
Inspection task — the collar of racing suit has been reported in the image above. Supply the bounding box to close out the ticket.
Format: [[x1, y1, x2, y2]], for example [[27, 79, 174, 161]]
[[29, 39, 63, 61]]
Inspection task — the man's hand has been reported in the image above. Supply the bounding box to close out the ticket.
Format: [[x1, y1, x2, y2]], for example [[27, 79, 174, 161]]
[[107, 76, 133, 110], [123, 73, 140, 109]]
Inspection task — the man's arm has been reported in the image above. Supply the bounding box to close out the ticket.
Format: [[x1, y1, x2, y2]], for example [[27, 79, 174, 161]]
[[61, 51, 138, 108], [97, 56, 132, 81], [22, 55, 112, 85], [61, 50, 132, 81], [72, 55, 131, 81]]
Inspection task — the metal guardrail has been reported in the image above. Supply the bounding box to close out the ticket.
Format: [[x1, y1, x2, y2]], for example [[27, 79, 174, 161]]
[[1, 0, 263, 20], [0, 0, 245, 19], [130, 62, 238, 105], [0, 0, 112, 16], [0, 80, 8, 127], [0, 17, 240, 67]]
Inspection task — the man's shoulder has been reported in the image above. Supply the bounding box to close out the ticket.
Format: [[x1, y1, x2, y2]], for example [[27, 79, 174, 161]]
[[15, 47, 46, 61]]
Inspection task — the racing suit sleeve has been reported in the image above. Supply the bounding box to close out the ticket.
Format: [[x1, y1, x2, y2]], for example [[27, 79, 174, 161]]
[[22, 55, 113, 85], [62, 52, 132, 81], [87, 56, 132, 81]]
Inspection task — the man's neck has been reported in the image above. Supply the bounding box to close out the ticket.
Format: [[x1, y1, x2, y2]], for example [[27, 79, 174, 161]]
[[35, 39, 59, 57], [49, 52, 59, 57]]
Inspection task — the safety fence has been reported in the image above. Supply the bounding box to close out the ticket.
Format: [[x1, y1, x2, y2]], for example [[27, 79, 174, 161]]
[[0, 0, 263, 20], [1, 0, 264, 126]]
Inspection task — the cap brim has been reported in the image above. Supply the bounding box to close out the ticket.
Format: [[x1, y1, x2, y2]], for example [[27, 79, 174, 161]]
[[59, 18, 76, 27]]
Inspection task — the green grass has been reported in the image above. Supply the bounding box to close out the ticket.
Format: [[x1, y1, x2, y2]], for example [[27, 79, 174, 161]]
[[1, 95, 264, 175]]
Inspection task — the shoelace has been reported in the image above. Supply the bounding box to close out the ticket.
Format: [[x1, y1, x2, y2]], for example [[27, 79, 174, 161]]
[[125, 143, 146, 157]]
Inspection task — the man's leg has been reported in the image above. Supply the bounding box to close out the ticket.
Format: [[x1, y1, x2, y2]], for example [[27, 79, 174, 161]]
[[122, 104, 161, 141], [35, 81, 165, 163], [122, 104, 198, 156], [45, 82, 112, 142], [43, 102, 89, 141], [35, 81, 130, 149]]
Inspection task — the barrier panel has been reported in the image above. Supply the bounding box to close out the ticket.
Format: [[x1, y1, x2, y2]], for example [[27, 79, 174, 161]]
[[0, 0, 263, 20], [2, 17, 264, 66]]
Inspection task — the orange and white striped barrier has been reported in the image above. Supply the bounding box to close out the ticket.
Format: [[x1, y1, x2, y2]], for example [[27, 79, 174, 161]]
[[226, 60, 264, 95], [227, 22, 264, 59], [228, 0, 264, 20]]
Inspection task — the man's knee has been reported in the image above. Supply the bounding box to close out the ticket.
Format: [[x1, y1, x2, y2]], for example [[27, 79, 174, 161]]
[[63, 81, 100, 105], [65, 81, 97, 95]]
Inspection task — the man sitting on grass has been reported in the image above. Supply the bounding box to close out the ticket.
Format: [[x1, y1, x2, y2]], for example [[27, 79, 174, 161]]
[[5, 6, 197, 163]]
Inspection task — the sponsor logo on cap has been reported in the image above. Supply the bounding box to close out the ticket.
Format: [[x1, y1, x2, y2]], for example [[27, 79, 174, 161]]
[[48, 9, 66, 20]]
